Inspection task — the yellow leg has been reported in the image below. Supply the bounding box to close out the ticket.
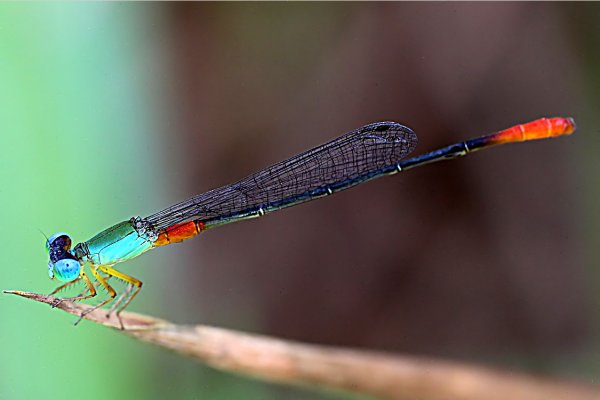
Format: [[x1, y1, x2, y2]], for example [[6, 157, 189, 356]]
[[71, 278, 109, 296], [50, 272, 96, 308], [74, 267, 118, 326], [98, 265, 143, 329], [73, 274, 108, 297]]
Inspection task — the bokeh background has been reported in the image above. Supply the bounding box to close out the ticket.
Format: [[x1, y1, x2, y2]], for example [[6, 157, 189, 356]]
[[1, 2, 599, 399]]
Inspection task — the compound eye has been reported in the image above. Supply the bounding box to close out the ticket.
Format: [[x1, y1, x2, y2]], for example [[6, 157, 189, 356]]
[[52, 259, 81, 282]]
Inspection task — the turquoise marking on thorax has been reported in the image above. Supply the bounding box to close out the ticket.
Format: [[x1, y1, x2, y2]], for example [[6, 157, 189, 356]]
[[81, 220, 153, 265]]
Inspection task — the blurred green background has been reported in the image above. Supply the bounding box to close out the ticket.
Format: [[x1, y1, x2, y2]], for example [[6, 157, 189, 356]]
[[1, 3, 598, 400]]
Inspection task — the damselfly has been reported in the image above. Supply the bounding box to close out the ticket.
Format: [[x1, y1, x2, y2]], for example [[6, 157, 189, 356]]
[[46, 117, 575, 325]]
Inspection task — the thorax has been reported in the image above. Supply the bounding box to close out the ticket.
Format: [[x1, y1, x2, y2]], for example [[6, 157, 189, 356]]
[[74, 220, 154, 266]]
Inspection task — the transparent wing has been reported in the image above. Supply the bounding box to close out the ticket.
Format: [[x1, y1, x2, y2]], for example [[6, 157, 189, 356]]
[[146, 122, 417, 231]]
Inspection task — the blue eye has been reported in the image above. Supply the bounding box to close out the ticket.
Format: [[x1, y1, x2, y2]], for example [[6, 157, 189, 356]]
[[51, 259, 80, 282]]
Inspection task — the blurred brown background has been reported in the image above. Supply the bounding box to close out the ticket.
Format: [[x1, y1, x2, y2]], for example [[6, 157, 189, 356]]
[[138, 2, 597, 397]]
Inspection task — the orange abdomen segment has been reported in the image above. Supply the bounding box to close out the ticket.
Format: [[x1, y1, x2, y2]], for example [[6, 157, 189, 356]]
[[489, 117, 576, 145], [153, 220, 205, 247]]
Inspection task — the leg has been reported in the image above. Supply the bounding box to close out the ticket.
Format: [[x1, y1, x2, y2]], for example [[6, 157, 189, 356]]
[[73, 267, 117, 326], [49, 277, 81, 296], [71, 274, 108, 298], [107, 284, 133, 315], [98, 265, 143, 329], [50, 272, 96, 308]]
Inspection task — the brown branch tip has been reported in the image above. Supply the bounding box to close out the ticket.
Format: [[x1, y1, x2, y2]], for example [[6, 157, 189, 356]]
[[4, 289, 600, 400]]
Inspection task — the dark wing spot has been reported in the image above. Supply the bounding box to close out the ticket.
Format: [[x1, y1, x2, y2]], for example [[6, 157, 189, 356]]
[[374, 123, 391, 132]]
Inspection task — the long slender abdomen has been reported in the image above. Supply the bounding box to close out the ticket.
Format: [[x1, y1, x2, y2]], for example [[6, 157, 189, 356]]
[[153, 220, 205, 247]]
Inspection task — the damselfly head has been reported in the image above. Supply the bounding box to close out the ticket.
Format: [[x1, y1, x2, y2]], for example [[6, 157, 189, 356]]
[[46, 232, 80, 282]]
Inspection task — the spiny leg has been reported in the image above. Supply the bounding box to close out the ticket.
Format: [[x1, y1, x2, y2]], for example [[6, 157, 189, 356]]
[[49, 276, 81, 296], [91, 273, 111, 289], [70, 274, 107, 298], [64, 276, 110, 304], [107, 284, 133, 316], [74, 267, 117, 326], [98, 265, 142, 329], [50, 272, 96, 308]]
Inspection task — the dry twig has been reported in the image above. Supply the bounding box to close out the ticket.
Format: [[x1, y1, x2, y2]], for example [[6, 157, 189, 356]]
[[5, 289, 599, 400]]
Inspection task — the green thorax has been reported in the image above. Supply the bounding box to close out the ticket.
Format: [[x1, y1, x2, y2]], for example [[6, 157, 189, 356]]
[[74, 220, 153, 266]]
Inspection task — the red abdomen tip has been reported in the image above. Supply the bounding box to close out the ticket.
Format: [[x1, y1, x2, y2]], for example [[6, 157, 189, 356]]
[[484, 117, 576, 146], [550, 117, 576, 136], [518, 117, 576, 141]]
